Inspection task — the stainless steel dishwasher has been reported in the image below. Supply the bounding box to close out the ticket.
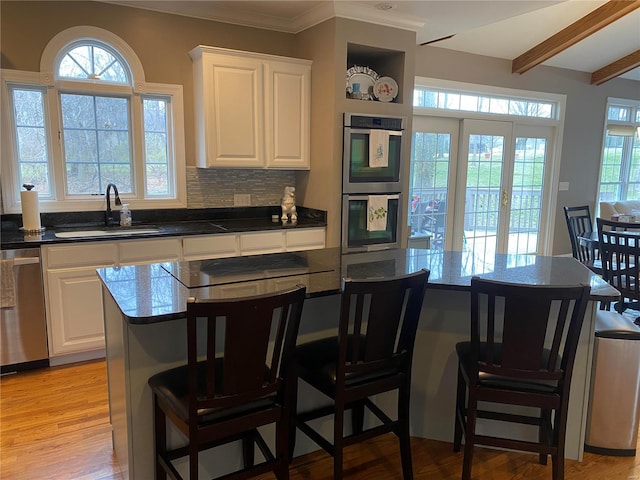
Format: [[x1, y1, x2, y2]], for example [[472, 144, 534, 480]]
[[1, 248, 49, 373]]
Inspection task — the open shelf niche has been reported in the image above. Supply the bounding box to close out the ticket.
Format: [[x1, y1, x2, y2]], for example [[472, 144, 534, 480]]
[[346, 43, 405, 104]]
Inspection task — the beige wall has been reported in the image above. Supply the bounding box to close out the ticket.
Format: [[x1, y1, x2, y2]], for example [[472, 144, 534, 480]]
[[293, 19, 341, 246]]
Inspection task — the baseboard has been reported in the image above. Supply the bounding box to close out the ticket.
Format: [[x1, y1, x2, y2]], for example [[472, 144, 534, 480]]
[[49, 348, 106, 367]]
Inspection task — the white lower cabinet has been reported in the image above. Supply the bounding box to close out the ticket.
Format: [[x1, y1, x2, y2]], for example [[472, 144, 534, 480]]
[[183, 228, 326, 260], [43, 238, 181, 364], [42, 227, 325, 364], [42, 242, 118, 362]]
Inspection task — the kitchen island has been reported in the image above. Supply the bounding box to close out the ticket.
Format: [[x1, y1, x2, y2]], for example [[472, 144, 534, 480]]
[[99, 248, 618, 479]]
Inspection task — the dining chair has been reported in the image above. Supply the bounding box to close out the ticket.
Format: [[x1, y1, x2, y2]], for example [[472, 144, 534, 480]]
[[292, 269, 429, 480], [597, 217, 640, 315], [148, 285, 306, 480], [453, 277, 591, 480], [563, 205, 601, 274]]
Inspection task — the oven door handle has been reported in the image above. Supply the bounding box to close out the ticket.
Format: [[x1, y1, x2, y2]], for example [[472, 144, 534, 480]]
[[348, 194, 400, 200], [347, 127, 403, 135]]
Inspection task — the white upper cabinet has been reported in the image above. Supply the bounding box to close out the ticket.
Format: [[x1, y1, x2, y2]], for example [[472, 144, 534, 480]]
[[190, 46, 311, 169]]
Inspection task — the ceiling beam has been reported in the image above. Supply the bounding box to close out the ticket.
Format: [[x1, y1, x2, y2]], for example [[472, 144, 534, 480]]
[[512, 0, 640, 75], [591, 49, 640, 84]]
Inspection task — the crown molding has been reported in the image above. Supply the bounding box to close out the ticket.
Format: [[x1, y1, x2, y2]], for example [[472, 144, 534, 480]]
[[103, 1, 423, 34], [333, 2, 425, 32]]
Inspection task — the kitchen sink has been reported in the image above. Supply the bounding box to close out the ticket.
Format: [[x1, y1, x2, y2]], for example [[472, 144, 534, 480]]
[[54, 228, 161, 238]]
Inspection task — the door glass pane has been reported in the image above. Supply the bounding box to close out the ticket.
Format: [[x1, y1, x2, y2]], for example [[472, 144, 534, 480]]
[[409, 132, 450, 249], [347, 132, 402, 183], [508, 137, 546, 254], [345, 197, 399, 248], [464, 134, 504, 258]]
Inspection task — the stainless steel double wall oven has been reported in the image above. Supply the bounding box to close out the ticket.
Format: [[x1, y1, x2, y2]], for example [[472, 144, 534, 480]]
[[342, 113, 405, 252]]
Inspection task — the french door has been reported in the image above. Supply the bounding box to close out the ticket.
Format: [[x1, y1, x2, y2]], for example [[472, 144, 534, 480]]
[[409, 117, 554, 256]]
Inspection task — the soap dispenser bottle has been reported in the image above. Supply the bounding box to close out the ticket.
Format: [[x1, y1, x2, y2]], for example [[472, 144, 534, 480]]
[[120, 204, 132, 226]]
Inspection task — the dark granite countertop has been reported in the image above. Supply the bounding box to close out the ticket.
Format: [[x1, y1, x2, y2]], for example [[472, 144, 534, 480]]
[[97, 247, 619, 325], [0, 206, 326, 250]]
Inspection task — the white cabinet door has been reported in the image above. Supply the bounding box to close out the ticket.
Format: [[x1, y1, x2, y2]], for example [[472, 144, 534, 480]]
[[42, 243, 118, 359], [193, 48, 264, 168], [182, 234, 239, 260], [46, 267, 107, 356], [118, 238, 182, 264], [239, 231, 285, 256], [211, 281, 265, 299], [285, 227, 326, 251], [44, 242, 118, 269], [264, 60, 311, 169], [207, 56, 264, 168]]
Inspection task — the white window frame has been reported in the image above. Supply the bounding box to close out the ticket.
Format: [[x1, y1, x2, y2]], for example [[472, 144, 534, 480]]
[[1, 26, 186, 214], [595, 97, 640, 208], [411, 77, 566, 256]]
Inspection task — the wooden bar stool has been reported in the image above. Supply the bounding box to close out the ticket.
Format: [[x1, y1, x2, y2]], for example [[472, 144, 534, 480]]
[[148, 285, 306, 480], [292, 269, 429, 480], [453, 277, 591, 480]]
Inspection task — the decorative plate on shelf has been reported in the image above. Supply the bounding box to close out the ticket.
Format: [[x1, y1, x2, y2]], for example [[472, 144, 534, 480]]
[[373, 77, 398, 102], [346, 65, 379, 100]]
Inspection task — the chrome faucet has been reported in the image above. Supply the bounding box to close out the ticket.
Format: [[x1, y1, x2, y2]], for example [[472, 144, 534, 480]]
[[105, 183, 122, 226]]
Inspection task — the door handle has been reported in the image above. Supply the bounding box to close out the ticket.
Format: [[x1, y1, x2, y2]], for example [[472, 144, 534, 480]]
[[502, 190, 508, 208]]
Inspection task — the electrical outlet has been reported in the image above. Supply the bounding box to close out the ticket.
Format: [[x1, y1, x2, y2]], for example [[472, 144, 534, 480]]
[[234, 194, 251, 206]]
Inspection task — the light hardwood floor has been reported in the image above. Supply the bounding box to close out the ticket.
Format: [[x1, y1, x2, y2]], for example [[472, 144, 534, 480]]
[[1, 359, 638, 480]]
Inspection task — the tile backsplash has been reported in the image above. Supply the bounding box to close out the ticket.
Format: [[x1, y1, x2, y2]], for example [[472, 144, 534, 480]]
[[186, 167, 296, 208], [0, 167, 296, 215]]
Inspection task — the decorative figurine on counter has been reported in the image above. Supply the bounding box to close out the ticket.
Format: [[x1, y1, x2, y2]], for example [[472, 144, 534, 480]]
[[281, 186, 297, 223]]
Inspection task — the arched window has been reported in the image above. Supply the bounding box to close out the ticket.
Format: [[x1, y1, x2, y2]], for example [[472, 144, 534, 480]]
[[1, 26, 185, 213], [58, 42, 129, 83]]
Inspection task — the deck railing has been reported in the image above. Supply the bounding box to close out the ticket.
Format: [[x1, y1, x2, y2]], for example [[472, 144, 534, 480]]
[[409, 188, 542, 234]]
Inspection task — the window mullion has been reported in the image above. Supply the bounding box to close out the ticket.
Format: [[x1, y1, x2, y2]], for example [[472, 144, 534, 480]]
[[131, 94, 145, 198], [48, 89, 65, 201], [620, 136, 633, 199]]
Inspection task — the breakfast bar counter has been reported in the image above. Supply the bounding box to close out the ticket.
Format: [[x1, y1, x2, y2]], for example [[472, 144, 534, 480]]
[[98, 248, 618, 479]]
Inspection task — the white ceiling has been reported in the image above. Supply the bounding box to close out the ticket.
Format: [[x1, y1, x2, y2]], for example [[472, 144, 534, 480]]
[[104, 0, 640, 81]]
